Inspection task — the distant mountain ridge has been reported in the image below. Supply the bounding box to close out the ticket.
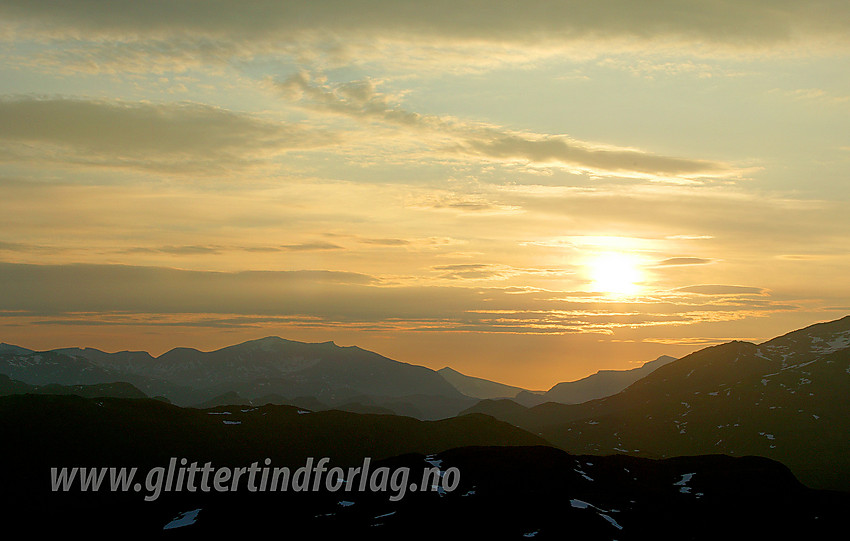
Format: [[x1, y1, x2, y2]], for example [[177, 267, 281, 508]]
[[437, 366, 535, 399], [437, 355, 677, 406], [0, 373, 149, 399], [517, 354, 678, 406], [0, 337, 474, 418], [462, 315, 850, 491]]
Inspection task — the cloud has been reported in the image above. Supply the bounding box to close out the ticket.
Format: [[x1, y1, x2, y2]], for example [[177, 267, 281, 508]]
[[116, 244, 314, 255], [119, 245, 224, 255], [0, 96, 336, 174], [2, 1, 847, 57], [677, 285, 766, 296], [656, 257, 714, 266], [510, 183, 835, 252], [275, 73, 733, 181], [432, 264, 513, 281], [407, 191, 521, 214], [0, 240, 67, 254], [280, 242, 345, 251], [452, 132, 732, 179], [0, 262, 794, 334], [359, 238, 411, 246]]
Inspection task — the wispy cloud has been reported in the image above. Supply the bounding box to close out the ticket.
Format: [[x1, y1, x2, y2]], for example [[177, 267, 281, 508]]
[[274, 72, 735, 181], [358, 238, 411, 246], [656, 257, 715, 266], [0, 96, 336, 174], [676, 285, 766, 296], [0, 262, 794, 334], [280, 242, 345, 252], [3, 1, 847, 64]]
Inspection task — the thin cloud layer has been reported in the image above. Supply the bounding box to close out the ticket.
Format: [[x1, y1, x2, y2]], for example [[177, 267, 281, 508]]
[[276, 73, 733, 180], [657, 257, 715, 266], [677, 285, 766, 296], [2, 1, 847, 54], [0, 262, 794, 334], [0, 96, 335, 173]]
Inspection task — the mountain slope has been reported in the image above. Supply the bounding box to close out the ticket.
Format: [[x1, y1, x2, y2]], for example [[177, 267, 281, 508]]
[[536, 354, 677, 405], [0, 349, 117, 385], [437, 366, 531, 399], [0, 373, 148, 399], [463, 316, 850, 490], [0, 394, 548, 472]]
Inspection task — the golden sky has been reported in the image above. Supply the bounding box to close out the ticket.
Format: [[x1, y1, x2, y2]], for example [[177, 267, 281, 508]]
[[1, 1, 849, 388]]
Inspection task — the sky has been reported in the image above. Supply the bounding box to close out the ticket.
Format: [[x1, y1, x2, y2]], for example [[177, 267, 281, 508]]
[[1, 1, 849, 389]]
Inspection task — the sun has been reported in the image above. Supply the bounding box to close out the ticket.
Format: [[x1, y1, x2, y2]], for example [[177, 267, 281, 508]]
[[588, 253, 644, 296]]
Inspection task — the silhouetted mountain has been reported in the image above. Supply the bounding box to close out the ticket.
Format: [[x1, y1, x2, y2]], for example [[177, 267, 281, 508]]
[[134, 337, 462, 402], [0, 349, 118, 385], [437, 366, 533, 399], [332, 401, 398, 415], [0, 342, 33, 355], [0, 337, 476, 418], [193, 391, 251, 409], [252, 393, 434, 418], [464, 316, 850, 491], [537, 354, 676, 405], [0, 374, 148, 399], [439, 356, 676, 407], [1, 394, 546, 475], [459, 397, 532, 427]]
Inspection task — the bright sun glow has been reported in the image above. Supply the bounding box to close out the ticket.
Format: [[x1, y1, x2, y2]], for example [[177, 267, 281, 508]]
[[588, 253, 644, 296]]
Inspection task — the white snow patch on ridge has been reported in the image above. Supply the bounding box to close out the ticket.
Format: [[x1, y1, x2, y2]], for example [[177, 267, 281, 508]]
[[811, 330, 850, 354]]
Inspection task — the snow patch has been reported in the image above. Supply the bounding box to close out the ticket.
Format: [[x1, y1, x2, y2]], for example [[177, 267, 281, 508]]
[[674, 473, 695, 494], [163, 509, 201, 530], [570, 500, 622, 530], [374, 511, 396, 519], [812, 330, 850, 354], [599, 513, 623, 530]]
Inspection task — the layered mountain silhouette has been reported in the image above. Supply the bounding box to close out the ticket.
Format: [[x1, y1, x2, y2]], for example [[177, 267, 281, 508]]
[[0, 373, 148, 399], [2, 316, 849, 536], [0, 337, 475, 419], [463, 316, 850, 490], [437, 366, 534, 399], [438, 355, 676, 406], [516, 354, 677, 406]]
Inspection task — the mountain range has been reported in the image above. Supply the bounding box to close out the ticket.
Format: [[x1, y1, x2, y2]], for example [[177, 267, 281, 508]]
[[438, 354, 677, 406], [514, 354, 677, 406], [2, 315, 849, 535], [0, 336, 678, 418], [0, 337, 475, 419], [463, 315, 850, 491], [436, 366, 534, 400]]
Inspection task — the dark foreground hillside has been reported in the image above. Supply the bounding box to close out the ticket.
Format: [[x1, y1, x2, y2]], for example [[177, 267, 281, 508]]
[[2, 394, 847, 538]]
